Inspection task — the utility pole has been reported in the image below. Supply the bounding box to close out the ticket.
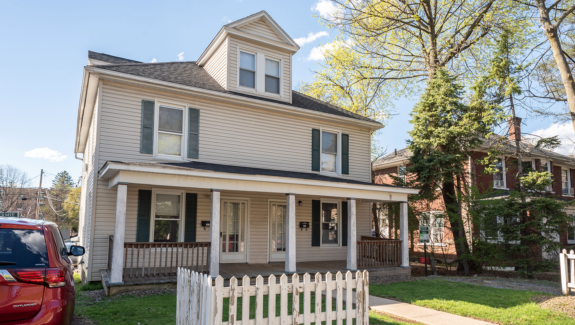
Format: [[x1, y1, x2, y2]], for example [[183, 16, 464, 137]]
[[35, 169, 43, 219]]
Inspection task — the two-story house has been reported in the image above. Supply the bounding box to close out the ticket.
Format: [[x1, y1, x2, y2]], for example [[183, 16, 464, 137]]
[[373, 117, 575, 259], [74, 11, 418, 293]]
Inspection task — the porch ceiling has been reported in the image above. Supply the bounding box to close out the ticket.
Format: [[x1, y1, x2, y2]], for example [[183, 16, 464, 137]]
[[99, 161, 418, 201]]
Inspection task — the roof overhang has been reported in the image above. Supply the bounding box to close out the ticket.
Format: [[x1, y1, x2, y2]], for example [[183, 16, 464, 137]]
[[74, 71, 100, 154], [99, 162, 419, 201], [83, 66, 383, 130]]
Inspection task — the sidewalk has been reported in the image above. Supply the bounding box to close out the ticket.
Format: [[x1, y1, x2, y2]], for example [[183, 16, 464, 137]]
[[342, 290, 494, 325]]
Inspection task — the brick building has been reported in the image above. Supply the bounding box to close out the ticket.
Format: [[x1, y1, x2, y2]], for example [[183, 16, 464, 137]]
[[372, 119, 575, 260]]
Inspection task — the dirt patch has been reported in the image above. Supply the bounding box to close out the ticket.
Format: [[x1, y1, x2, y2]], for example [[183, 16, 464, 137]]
[[532, 295, 575, 318], [370, 275, 418, 285]]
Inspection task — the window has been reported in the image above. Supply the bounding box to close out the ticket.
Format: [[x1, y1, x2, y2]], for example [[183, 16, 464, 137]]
[[562, 169, 572, 196], [239, 52, 256, 88], [399, 166, 407, 184], [0, 228, 48, 269], [152, 192, 184, 242], [540, 160, 553, 191], [265, 59, 280, 94], [521, 161, 534, 176], [157, 106, 184, 157], [321, 131, 339, 173], [419, 212, 444, 245], [321, 201, 340, 246], [568, 219, 575, 244], [494, 158, 506, 189], [483, 215, 520, 243]]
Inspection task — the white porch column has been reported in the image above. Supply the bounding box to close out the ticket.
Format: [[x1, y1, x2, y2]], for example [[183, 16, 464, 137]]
[[285, 193, 296, 274], [399, 202, 410, 268], [209, 189, 221, 278], [110, 183, 128, 284], [346, 198, 357, 271]]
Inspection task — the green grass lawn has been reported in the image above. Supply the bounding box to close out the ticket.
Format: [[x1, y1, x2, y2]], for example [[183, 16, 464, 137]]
[[370, 279, 575, 325], [74, 287, 412, 325]]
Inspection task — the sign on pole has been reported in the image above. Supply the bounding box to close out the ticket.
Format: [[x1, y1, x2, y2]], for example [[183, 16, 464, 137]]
[[419, 225, 430, 244], [0, 212, 20, 218]]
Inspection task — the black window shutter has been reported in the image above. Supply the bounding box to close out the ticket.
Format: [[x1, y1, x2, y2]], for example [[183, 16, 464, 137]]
[[342, 134, 349, 175], [136, 190, 152, 242], [188, 108, 200, 159], [312, 129, 320, 172], [342, 201, 348, 246], [311, 200, 321, 246], [184, 193, 197, 242], [140, 100, 155, 154]]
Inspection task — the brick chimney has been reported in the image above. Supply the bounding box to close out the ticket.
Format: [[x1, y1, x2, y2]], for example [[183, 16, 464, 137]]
[[508, 116, 522, 141]]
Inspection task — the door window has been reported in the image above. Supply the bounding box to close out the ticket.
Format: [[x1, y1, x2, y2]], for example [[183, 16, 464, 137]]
[[270, 203, 286, 252], [221, 201, 246, 253]]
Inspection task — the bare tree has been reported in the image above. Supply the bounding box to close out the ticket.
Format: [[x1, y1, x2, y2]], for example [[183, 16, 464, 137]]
[[0, 165, 32, 215]]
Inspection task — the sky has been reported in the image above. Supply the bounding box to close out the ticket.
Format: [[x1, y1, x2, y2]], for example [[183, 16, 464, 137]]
[[0, 0, 573, 188]]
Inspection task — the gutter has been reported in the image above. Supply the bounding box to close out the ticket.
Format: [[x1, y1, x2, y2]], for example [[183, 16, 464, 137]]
[[84, 66, 383, 130]]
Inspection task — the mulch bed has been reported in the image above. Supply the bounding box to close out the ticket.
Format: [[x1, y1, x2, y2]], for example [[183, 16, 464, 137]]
[[532, 295, 575, 318]]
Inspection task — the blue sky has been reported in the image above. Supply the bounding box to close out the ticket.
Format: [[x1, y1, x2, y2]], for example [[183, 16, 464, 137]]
[[0, 0, 570, 187]]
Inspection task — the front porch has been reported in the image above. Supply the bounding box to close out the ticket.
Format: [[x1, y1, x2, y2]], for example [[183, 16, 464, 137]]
[[98, 161, 417, 295]]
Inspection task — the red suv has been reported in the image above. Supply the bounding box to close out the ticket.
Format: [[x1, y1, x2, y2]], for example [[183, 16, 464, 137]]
[[0, 217, 84, 325]]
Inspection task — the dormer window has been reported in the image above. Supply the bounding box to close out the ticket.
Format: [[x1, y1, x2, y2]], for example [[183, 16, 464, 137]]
[[239, 51, 256, 88], [265, 59, 280, 94]]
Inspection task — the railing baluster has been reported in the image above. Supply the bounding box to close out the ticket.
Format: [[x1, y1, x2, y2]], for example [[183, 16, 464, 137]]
[[200, 243, 205, 274], [130, 244, 134, 278], [191, 244, 195, 272]]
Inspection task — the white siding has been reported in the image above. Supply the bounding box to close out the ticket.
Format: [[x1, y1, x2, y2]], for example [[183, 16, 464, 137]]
[[236, 18, 284, 42], [228, 36, 292, 103], [88, 183, 371, 281], [97, 83, 372, 183], [203, 40, 227, 89]]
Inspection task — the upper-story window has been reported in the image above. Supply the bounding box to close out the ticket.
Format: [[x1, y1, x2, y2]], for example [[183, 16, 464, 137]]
[[540, 160, 553, 191], [239, 52, 256, 88], [562, 169, 572, 196], [265, 59, 280, 94], [321, 131, 339, 173], [493, 158, 506, 189], [157, 106, 184, 157], [398, 166, 407, 184], [521, 160, 534, 176]]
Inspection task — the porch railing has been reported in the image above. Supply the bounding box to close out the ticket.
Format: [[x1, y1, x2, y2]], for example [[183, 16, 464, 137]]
[[108, 235, 210, 279], [357, 236, 401, 268]]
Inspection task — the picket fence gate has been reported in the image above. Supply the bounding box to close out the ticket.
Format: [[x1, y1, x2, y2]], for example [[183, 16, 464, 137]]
[[560, 249, 575, 295], [176, 268, 370, 325]]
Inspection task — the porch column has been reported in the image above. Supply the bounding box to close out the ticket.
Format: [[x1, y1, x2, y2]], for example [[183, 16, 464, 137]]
[[347, 198, 357, 271], [110, 183, 128, 284], [209, 189, 221, 278], [285, 193, 296, 274], [399, 202, 410, 268]]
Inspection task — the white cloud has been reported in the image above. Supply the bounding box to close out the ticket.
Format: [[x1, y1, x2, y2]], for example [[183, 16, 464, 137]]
[[150, 58, 157, 63], [531, 122, 575, 156], [222, 16, 232, 23], [311, 0, 344, 22], [24, 148, 67, 162], [307, 39, 353, 61], [178, 52, 184, 61], [294, 31, 329, 47]]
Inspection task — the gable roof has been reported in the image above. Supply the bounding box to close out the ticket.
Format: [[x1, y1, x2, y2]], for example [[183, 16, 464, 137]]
[[88, 51, 141, 65], [224, 10, 299, 47], [92, 60, 378, 123]]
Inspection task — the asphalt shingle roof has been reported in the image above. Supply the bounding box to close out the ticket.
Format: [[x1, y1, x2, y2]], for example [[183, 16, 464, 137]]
[[88, 51, 141, 64], [89, 52, 377, 123]]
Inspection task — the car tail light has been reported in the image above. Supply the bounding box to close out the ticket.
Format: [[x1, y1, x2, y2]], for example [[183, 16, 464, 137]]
[[9, 268, 66, 288], [45, 268, 66, 288]]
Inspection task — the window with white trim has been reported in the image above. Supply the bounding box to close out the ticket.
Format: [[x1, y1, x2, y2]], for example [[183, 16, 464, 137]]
[[151, 190, 184, 242], [321, 200, 340, 246], [239, 51, 256, 89], [562, 169, 571, 196], [568, 219, 575, 244], [521, 160, 534, 177], [399, 166, 407, 184], [540, 160, 553, 191], [483, 215, 520, 244], [419, 211, 444, 244], [157, 106, 184, 157], [265, 58, 280, 94], [321, 131, 340, 174], [494, 158, 506, 189]]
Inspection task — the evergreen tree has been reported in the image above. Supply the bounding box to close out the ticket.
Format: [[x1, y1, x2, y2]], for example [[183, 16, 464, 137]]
[[408, 69, 505, 274], [52, 171, 74, 191]]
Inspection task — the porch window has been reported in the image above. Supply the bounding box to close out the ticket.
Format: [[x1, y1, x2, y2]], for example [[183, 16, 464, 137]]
[[419, 212, 444, 244], [239, 51, 256, 88], [265, 58, 280, 94], [493, 158, 505, 189], [321, 201, 340, 246], [153, 193, 182, 242], [157, 106, 184, 157], [321, 131, 339, 174]]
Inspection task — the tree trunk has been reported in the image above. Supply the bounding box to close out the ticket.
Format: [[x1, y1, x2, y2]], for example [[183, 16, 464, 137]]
[[535, 1, 575, 130], [372, 203, 381, 238], [442, 180, 470, 275]]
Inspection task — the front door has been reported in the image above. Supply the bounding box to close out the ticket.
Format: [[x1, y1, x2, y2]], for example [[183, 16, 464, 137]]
[[269, 201, 287, 262], [220, 199, 248, 263]]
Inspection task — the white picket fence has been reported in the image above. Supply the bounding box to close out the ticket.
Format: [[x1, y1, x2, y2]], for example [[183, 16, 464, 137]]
[[176, 268, 370, 325], [560, 249, 575, 295]]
